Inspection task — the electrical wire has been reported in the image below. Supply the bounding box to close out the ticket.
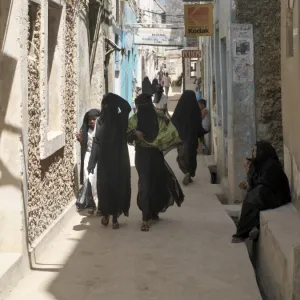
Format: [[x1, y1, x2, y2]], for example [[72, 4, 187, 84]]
[[153, 0, 165, 13]]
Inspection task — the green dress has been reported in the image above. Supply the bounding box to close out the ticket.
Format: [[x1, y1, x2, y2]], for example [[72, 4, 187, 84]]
[[128, 111, 182, 153]]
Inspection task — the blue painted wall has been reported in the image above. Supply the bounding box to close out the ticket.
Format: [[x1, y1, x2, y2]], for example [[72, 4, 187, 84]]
[[120, 2, 138, 107]]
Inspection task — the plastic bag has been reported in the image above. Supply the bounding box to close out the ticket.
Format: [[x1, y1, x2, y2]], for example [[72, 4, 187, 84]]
[[75, 179, 96, 212]]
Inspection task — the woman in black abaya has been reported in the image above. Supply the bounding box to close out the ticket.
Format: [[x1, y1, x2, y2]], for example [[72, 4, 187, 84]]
[[88, 93, 131, 229], [172, 90, 204, 185], [232, 141, 291, 243], [128, 80, 184, 232]]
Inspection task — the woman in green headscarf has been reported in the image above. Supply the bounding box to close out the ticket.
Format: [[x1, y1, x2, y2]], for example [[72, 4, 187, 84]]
[[127, 77, 184, 232]]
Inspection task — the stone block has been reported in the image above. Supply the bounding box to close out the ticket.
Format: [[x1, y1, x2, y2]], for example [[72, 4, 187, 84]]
[[253, 203, 300, 300]]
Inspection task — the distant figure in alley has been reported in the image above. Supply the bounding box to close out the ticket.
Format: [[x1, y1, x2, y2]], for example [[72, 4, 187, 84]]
[[232, 141, 291, 243], [127, 77, 184, 232], [172, 90, 204, 186], [162, 72, 172, 98], [152, 78, 170, 119], [88, 93, 132, 229]]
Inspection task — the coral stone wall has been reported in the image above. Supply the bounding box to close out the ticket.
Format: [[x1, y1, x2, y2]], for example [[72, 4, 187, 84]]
[[236, 0, 283, 160], [27, 3, 77, 245]]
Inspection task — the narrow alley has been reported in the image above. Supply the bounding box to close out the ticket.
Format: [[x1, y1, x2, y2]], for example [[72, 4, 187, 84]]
[[2, 0, 300, 299], [4, 128, 261, 300]]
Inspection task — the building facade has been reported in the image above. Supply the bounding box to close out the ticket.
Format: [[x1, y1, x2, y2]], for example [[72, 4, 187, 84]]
[[200, 0, 300, 299], [119, 0, 139, 105], [0, 0, 120, 296], [202, 0, 283, 203]]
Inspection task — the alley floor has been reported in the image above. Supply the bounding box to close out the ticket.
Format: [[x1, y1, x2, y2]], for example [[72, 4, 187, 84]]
[[4, 91, 261, 300], [4, 152, 261, 300]]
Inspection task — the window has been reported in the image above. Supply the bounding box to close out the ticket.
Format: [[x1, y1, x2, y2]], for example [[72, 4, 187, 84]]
[[47, 1, 63, 132], [115, 34, 120, 72], [39, 0, 66, 159], [88, 0, 100, 56], [28, 2, 39, 58], [190, 58, 198, 78]]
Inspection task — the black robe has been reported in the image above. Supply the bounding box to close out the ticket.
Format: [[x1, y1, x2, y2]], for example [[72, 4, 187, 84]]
[[235, 156, 291, 238], [129, 93, 184, 221], [172, 90, 204, 177], [88, 93, 131, 217]]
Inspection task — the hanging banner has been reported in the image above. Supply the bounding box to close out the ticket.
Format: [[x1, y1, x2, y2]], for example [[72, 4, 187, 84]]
[[184, 4, 214, 37], [134, 28, 184, 47]]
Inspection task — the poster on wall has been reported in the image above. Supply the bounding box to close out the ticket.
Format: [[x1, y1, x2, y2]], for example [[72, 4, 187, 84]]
[[184, 4, 214, 37], [232, 24, 254, 83]]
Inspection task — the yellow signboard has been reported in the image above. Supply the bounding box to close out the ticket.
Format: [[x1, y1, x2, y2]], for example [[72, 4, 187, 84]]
[[184, 4, 214, 37]]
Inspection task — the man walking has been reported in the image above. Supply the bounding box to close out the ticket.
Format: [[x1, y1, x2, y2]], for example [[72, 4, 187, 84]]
[[162, 72, 172, 98]]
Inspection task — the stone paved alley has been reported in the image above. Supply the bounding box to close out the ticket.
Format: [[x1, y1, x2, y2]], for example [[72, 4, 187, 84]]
[[4, 141, 261, 300]]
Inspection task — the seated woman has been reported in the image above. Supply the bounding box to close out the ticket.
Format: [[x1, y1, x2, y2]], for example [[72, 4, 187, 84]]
[[127, 77, 184, 232], [232, 141, 291, 243]]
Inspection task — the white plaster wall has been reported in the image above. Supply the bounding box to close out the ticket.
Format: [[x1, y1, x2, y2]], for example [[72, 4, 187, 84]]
[[0, 0, 26, 253], [77, 9, 91, 120], [284, 144, 300, 210]]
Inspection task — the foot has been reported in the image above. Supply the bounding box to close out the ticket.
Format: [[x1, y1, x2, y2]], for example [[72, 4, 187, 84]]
[[249, 227, 259, 241], [231, 235, 246, 243], [182, 173, 191, 186], [112, 222, 120, 230], [141, 221, 150, 232], [188, 177, 193, 183], [112, 217, 120, 230], [101, 216, 109, 226]]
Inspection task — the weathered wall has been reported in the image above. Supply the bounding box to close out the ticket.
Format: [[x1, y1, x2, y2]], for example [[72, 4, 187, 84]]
[[27, 2, 77, 245], [89, 1, 105, 105], [281, 0, 300, 210], [235, 0, 283, 160]]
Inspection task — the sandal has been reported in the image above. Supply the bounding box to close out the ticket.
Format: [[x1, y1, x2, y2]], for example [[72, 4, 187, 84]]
[[112, 222, 120, 230], [101, 216, 109, 226], [141, 222, 150, 232]]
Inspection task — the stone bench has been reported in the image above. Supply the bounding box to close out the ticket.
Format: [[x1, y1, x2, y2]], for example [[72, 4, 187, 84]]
[[252, 203, 300, 300]]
